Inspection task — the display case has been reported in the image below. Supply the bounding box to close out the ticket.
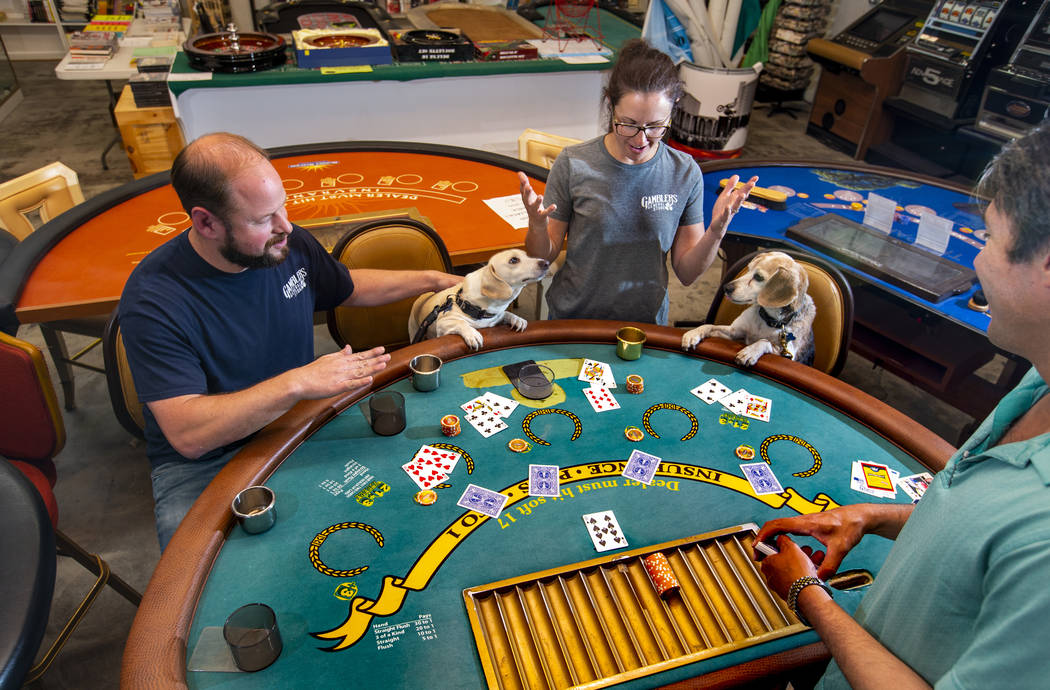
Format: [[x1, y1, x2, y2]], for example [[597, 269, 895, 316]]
[[0, 34, 23, 122]]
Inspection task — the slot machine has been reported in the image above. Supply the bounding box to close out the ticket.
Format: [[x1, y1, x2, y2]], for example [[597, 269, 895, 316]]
[[806, 0, 933, 158], [891, 0, 1036, 126], [976, 0, 1050, 138]]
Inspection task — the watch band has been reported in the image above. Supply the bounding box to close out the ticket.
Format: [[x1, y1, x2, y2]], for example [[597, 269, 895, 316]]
[[787, 576, 831, 627]]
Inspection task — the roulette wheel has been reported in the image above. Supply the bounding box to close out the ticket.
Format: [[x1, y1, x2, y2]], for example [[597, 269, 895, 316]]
[[183, 26, 287, 73]]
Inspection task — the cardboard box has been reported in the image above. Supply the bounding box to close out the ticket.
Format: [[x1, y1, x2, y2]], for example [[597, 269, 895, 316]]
[[113, 85, 185, 179]]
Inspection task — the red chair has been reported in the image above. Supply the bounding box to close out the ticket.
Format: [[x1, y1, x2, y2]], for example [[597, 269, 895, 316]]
[[0, 331, 141, 685]]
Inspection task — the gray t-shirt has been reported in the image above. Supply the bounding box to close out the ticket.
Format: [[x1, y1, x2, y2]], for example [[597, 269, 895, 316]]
[[544, 135, 704, 325]]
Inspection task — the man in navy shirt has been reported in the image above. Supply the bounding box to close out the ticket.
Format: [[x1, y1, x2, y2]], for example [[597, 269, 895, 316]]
[[120, 132, 461, 550]]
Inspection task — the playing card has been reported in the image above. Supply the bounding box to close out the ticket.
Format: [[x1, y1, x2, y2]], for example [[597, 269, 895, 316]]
[[850, 460, 898, 498], [622, 449, 661, 485], [528, 464, 560, 497], [581, 510, 628, 552], [720, 389, 751, 415], [481, 391, 519, 417], [897, 472, 933, 501], [410, 445, 460, 474], [457, 483, 508, 518], [741, 394, 772, 422], [578, 359, 616, 388], [464, 407, 508, 437], [740, 462, 784, 495], [583, 385, 620, 413], [690, 378, 733, 404], [461, 395, 493, 415]]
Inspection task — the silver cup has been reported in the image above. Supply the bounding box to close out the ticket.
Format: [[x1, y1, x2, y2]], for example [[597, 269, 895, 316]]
[[232, 486, 276, 535], [410, 354, 442, 392]]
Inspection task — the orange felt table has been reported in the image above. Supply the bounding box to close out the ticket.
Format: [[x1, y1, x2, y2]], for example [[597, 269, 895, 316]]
[[7, 142, 547, 326]]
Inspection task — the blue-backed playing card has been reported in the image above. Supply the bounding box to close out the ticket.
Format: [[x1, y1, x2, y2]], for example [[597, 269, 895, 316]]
[[740, 462, 784, 495], [528, 464, 560, 497], [622, 449, 661, 485], [457, 483, 508, 518]]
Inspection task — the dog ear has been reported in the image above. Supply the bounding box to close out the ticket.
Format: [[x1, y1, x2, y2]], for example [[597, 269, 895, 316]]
[[758, 266, 803, 309], [481, 264, 515, 301]]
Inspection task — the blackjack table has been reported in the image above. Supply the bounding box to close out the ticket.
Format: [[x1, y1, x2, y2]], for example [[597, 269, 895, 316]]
[[0, 142, 545, 330], [700, 159, 1025, 422], [121, 322, 953, 689]]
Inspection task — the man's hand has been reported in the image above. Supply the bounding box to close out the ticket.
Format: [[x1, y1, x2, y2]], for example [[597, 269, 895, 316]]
[[759, 535, 822, 599], [755, 505, 873, 580], [295, 345, 390, 400]]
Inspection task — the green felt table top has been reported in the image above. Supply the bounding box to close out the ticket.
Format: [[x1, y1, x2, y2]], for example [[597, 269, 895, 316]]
[[186, 342, 929, 688]]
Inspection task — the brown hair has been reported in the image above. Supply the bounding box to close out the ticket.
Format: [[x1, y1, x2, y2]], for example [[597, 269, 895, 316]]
[[602, 39, 683, 129], [170, 132, 270, 221]]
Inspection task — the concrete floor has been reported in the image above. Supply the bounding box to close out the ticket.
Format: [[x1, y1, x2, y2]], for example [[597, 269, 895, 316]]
[[2, 59, 975, 689]]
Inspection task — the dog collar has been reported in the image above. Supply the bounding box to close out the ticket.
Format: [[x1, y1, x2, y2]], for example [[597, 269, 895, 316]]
[[758, 306, 798, 329], [454, 290, 497, 321]]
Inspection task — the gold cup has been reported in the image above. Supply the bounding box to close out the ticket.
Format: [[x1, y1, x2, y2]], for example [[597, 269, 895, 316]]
[[616, 327, 646, 360]]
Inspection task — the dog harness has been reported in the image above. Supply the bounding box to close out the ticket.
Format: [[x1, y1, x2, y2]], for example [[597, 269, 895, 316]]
[[411, 290, 497, 345]]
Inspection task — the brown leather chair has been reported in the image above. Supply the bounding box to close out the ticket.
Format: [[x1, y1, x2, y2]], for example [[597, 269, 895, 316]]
[[327, 218, 453, 352], [0, 162, 107, 411], [0, 330, 142, 685], [706, 250, 854, 376], [102, 310, 145, 440]]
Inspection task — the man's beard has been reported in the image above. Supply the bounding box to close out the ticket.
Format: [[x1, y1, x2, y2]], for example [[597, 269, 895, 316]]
[[219, 229, 290, 269]]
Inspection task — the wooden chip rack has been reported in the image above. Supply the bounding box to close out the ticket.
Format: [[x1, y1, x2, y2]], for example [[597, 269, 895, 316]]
[[462, 524, 806, 689]]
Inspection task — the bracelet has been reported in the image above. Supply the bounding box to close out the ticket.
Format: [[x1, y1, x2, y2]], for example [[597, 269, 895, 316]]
[[787, 576, 832, 627]]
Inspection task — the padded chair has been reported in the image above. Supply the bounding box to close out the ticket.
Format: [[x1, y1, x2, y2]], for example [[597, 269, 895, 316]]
[[0, 162, 106, 411], [0, 330, 142, 685], [327, 218, 453, 352], [704, 250, 854, 376], [517, 128, 581, 171], [102, 311, 145, 440]]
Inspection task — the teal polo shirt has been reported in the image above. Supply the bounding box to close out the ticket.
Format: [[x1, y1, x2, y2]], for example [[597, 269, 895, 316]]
[[819, 367, 1050, 689]]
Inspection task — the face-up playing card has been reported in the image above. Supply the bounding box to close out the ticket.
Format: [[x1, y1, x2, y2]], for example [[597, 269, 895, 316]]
[[741, 394, 772, 422], [457, 483, 508, 518], [622, 449, 661, 485], [463, 403, 509, 437], [740, 462, 784, 495], [581, 510, 628, 552], [850, 460, 898, 499], [720, 388, 751, 415], [481, 391, 519, 418], [578, 359, 616, 388], [461, 395, 492, 415], [583, 385, 620, 413], [897, 472, 933, 501], [528, 464, 560, 497], [691, 378, 733, 404], [410, 445, 460, 474]]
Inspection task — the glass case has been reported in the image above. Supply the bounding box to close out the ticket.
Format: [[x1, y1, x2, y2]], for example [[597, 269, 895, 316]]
[[0, 33, 22, 123]]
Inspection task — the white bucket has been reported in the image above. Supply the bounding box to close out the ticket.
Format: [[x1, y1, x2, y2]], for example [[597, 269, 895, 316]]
[[670, 62, 763, 158]]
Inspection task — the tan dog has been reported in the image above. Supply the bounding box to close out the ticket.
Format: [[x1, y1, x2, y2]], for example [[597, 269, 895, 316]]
[[681, 251, 816, 366], [409, 249, 550, 350]]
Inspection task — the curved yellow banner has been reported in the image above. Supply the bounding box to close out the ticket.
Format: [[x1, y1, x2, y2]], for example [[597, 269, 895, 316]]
[[313, 460, 839, 650]]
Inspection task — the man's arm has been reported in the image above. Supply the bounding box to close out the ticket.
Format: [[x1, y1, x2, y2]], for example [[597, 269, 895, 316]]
[[147, 346, 388, 459], [341, 269, 462, 308]]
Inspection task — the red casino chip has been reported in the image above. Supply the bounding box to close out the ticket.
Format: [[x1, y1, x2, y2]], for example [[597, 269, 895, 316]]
[[642, 552, 680, 599]]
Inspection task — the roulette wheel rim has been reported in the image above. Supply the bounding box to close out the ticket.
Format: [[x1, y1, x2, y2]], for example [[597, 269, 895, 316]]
[[302, 33, 378, 48], [183, 30, 287, 73]]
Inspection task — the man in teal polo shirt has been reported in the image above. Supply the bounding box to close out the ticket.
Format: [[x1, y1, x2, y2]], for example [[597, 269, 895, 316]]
[[752, 120, 1050, 689]]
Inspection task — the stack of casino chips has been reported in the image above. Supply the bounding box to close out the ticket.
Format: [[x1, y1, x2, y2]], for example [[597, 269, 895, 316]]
[[625, 374, 644, 394], [441, 414, 461, 437], [642, 552, 680, 599]]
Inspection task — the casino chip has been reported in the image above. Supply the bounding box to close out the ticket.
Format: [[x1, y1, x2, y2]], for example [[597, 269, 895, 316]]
[[508, 438, 532, 453], [414, 489, 438, 505], [440, 414, 461, 437], [625, 374, 644, 394], [736, 444, 756, 460], [624, 426, 645, 442]]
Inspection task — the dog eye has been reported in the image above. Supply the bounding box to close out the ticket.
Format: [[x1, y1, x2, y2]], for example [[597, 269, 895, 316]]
[[508, 256, 520, 264], [753, 273, 765, 282]]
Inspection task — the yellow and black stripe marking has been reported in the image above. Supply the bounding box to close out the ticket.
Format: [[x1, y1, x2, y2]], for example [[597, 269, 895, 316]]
[[309, 521, 384, 578], [521, 408, 582, 446], [642, 403, 699, 441], [759, 434, 822, 477], [430, 442, 474, 474]]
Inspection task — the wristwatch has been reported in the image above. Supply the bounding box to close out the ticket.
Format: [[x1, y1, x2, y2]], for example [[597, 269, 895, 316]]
[[787, 576, 832, 627]]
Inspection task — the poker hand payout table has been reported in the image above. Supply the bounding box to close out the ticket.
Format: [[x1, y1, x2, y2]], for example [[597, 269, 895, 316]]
[[122, 322, 953, 689]]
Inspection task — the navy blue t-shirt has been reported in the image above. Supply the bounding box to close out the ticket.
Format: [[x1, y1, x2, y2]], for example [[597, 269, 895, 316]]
[[119, 225, 354, 469]]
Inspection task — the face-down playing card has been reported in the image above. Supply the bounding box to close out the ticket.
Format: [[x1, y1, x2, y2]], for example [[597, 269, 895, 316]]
[[621, 449, 660, 485], [457, 484, 508, 518], [581, 510, 628, 552]]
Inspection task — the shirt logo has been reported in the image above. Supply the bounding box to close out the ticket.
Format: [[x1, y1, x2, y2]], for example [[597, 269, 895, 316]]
[[283, 268, 308, 299], [641, 194, 678, 212]]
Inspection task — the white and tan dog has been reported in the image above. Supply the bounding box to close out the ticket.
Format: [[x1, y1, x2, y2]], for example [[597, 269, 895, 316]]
[[409, 249, 550, 350], [681, 251, 816, 367]]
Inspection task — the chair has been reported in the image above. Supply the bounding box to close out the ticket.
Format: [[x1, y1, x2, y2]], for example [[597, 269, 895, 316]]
[[0, 162, 107, 411], [102, 311, 145, 440], [327, 218, 453, 352], [0, 330, 142, 685], [517, 128, 582, 171], [704, 250, 854, 376]]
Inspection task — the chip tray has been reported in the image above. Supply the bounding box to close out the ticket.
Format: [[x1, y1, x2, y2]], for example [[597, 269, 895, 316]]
[[462, 524, 806, 689]]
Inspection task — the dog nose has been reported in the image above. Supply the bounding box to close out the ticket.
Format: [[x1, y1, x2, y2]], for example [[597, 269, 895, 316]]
[[538, 259, 550, 269]]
